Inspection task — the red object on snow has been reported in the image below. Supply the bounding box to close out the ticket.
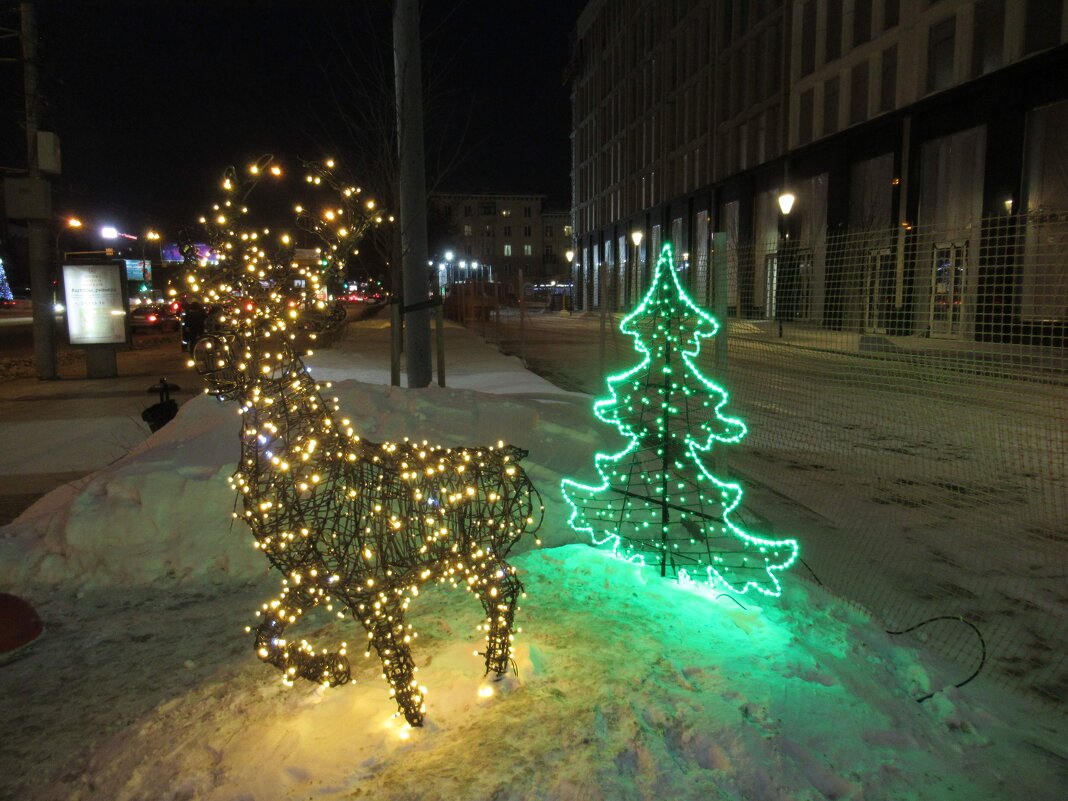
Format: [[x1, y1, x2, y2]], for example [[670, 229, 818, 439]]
[[0, 593, 43, 653]]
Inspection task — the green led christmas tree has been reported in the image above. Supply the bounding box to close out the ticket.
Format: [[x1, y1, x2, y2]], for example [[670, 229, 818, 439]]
[[561, 243, 798, 597]]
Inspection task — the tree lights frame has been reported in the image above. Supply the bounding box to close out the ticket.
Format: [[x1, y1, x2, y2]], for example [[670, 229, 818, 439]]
[[184, 159, 544, 726], [561, 243, 798, 598]]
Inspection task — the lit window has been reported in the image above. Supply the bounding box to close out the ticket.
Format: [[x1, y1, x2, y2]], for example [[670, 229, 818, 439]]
[[463, 224, 473, 236], [523, 244, 533, 256], [504, 244, 512, 256]]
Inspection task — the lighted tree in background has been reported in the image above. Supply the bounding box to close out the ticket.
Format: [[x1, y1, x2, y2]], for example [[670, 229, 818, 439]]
[[561, 243, 799, 597], [0, 259, 12, 300]]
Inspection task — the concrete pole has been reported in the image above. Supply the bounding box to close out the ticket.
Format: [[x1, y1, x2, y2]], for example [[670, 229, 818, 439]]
[[393, 0, 432, 388], [20, 2, 57, 380]]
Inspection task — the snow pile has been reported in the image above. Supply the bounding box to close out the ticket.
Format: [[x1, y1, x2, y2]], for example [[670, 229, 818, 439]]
[[4, 546, 1064, 801], [0, 364, 601, 588], [1, 319, 1065, 800]]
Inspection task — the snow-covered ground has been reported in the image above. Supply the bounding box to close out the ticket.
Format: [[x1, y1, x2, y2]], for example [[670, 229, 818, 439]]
[[489, 310, 1068, 705], [1, 317, 1066, 800]]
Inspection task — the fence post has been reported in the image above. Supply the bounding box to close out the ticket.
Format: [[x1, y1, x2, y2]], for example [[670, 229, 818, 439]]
[[518, 268, 526, 364], [390, 299, 402, 387], [599, 263, 607, 374], [435, 297, 446, 387], [712, 231, 728, 475]]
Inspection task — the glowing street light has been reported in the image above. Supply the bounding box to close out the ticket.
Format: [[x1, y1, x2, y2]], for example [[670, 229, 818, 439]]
[[67, 217, 83, 229], [100, 225, 119, 239]]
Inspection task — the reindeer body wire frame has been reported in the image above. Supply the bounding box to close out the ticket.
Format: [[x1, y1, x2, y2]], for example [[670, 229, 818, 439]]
[[184, 158, 544, 726]]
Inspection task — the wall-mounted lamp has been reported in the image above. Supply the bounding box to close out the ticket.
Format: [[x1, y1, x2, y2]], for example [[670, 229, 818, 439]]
[[778, 192, 796, 215]]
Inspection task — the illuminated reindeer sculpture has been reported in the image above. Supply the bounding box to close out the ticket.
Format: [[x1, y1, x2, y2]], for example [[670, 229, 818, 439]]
[[184, 158, 543, 726]]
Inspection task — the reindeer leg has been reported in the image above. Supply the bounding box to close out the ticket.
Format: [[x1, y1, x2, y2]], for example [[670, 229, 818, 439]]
[[253, 581, 351, 687], [477, 560, 524, 678], [358, 594, 424, 727]]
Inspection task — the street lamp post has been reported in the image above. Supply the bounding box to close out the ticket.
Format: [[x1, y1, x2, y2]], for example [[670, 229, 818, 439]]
[[565, 249, 575, 312], [630, 230, 643, 310], [777, 192, 796, 338]]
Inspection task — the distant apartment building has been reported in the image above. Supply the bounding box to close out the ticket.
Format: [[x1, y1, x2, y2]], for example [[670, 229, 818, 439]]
[[430, 192, 575, 285], [570, 0, 1068, 344]]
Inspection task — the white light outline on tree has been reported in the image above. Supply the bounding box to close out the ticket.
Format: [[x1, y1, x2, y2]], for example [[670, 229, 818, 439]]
[[561, 242, 799, 597]]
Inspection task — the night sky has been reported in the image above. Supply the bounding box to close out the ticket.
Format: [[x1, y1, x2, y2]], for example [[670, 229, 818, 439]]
[[1, 1, 584, 240]]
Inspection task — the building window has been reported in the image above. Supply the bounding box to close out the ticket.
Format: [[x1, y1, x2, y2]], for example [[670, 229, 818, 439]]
[[523, 225, 532, 237], [800, 0, 816, 75], [503, 225, 512, 236], [799, 88, 815, 145], [850, 61, 869, 125], [523, 244, 533, 256], [823, 75, 840, 136], [926, 16, 956, 93], [564, 225, 573, 236], [972, 0, 1004, 76], [884, 0, 899, 30], [523, 206, 531, 217], [545, 225, 554, 237], [853, 0, 872, 47], [503, 244, 512, 256], [443, 205, 452, 218], [880, 44, 897, 111], [480, 202, 496, 215], [826, 0, 843, 61], [483, 224, 493, 236], [544, 244, 554, 256], [463, 224, 473, 236], [463, 205, 472, 216], [1024, 0, 1062, 55]]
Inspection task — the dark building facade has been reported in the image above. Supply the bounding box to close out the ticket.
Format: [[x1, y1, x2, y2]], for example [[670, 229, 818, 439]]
[[570, 0, 1068, 345]]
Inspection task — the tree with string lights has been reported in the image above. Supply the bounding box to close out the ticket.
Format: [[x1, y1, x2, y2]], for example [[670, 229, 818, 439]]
[[561, 243, 798, 597]]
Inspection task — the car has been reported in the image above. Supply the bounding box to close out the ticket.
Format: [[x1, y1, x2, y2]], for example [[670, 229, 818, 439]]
[[129, 304, 180, 333]]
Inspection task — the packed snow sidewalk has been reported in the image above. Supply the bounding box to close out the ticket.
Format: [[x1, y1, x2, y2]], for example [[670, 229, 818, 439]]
[[1, 316, 1066, 801]]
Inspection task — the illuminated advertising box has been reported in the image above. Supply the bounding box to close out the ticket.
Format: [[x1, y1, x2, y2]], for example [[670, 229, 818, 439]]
[[124, 259, 152, 282], [161, 243, 218, 264], [62, 263, 127, 345]]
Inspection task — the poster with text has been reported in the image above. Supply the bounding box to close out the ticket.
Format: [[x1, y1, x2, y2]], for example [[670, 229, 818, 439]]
[[63, 263, 127, 345]]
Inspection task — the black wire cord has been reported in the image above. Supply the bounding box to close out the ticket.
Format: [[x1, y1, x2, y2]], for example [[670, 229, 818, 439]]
[[886, 616, 988, 703]]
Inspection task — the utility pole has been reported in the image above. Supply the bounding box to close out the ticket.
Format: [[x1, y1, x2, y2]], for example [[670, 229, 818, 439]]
[[20, 2, 57, 379], [393, 0, 431, 387]]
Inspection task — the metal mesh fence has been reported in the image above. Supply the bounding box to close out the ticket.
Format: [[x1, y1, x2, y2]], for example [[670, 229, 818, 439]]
[[464, 210, 1068, 709]]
